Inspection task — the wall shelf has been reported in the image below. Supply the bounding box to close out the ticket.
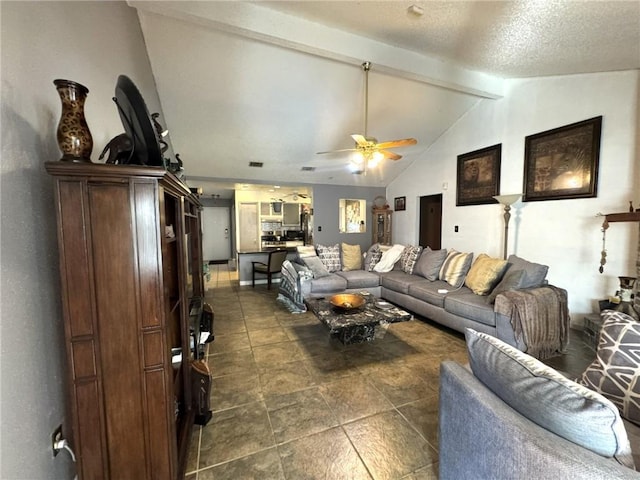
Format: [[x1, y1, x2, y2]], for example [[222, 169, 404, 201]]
[[604, 212, 640, 223]]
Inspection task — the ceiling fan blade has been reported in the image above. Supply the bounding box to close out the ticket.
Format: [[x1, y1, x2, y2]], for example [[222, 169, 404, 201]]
[[379, 150, 402, 161], [375, 138, 417, 149], [351, 134, 369, 147], [316, 148, 359, 155]]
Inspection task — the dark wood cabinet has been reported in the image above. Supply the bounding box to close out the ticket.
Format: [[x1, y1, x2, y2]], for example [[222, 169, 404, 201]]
[[372, 208, 392, 245], [46, 162, 204, 479]]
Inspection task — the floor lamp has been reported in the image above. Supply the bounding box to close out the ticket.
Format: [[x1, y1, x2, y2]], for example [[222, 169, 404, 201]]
[[493, 194, 521, 260]]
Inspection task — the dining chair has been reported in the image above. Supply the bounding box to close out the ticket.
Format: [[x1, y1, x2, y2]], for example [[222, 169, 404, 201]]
[[251, 249, 288, 289]]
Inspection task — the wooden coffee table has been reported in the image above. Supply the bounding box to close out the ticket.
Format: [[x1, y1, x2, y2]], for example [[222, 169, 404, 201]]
[[306, 292, 412, 344]]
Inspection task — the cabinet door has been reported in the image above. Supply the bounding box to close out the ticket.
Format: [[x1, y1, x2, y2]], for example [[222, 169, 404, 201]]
[[283, 203, 300, 225]]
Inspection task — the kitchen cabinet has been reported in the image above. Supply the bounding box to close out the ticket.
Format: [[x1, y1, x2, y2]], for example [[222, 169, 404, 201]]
[[283, 203, 300, 226]]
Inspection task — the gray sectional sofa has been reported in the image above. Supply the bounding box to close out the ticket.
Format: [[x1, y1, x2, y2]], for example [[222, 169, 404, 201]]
[[292, 244, 568, 353], [439, 361, 640, 479]]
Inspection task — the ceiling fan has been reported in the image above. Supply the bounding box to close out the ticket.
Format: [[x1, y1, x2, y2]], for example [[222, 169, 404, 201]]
[[317, 61, 417, 174]]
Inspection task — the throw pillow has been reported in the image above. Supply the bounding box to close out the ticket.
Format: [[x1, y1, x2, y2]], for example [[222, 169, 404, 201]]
[[506, 254, 549, 288], [465, 328, 635, 469], [578, 310, 640, 426], [464, 253, 508, 295], [487, 268, 527, 304], [413, 247, 448, 281], [364, 244, 382, 271], [341, 243, 362, 271], [400, 245, 423, 275], [373, 244, 405, 273], [301, 255, 331, 278], [316, 243, 341, 272], [296, 245, 317, 259], [438, 250, 473, 288]]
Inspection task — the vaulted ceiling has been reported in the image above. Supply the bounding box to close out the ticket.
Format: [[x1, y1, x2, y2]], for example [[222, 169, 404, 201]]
[[129, 1, 640, 198]]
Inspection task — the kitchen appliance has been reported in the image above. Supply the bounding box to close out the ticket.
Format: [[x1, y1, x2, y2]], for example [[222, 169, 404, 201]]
[[261, 234, 285, 249], [284, 230, 305, 247]]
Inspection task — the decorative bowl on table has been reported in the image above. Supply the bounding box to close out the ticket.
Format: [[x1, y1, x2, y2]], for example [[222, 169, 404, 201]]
[[329, 293, 366, 311]]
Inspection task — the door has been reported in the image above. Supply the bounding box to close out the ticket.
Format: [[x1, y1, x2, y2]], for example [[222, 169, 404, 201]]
[[238, 202, 259, 252], [419, 194, 442, 249], [202, 207, 231, 262]]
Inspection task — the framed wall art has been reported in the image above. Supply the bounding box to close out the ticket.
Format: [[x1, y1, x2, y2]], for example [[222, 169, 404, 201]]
[[394, 196, 406, 211], [456, 144, 501, 206], [523, 116, 602, 202]]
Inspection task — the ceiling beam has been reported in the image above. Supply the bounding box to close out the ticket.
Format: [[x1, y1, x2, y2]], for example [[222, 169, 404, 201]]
[[128, 1, 504, 99]]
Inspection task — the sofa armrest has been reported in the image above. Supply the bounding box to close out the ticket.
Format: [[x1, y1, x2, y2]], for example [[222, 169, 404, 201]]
[[439, 361, 640, 480], [493, 285, 569, 358]]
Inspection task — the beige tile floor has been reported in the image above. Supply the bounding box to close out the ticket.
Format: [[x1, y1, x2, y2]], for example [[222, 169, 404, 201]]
[[186, 264, 595, 479]]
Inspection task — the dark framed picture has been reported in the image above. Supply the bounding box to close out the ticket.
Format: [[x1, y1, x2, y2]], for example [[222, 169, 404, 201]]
[[523, 116, 602, 202], [456, 144, 501, 206], [394, 196, 406, 211]]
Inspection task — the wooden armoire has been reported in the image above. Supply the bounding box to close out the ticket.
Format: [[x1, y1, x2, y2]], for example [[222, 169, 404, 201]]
[[46, 162, 204, 479]]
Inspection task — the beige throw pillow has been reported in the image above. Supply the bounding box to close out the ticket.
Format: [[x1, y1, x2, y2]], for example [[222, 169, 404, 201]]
[[341, 243, 362, 271], [465, 253, 508, 295]]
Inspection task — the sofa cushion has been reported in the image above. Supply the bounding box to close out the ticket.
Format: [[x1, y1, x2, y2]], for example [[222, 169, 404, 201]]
[[336, 270, 381, 289], [506, 254, 549, 288], [316, 243, 342, 272], [308, 273, 347, 294], [578, 310, 640, 426], [487, 268, 527, 304], [465, 328, 635, 469], [400, 245, 423, 275], [300, 255, 331, 278], [380, 270, 426, 295], [444, 290, 496, 326], [373, 244, 405, 273], [341, 243, 362, 271], [464, 253, 508, 295], [413, 247, 447, 281], [439, 250, 473, 288], [408, 279, 452, 308]]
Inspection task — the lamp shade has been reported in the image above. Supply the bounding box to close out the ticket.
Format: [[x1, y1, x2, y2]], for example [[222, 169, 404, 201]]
[[493, 194, 521, 206]]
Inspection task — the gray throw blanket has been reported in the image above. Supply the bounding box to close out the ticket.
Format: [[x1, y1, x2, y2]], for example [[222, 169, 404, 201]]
[[494, 285, 569, 359], [277, 260, 312, 313]]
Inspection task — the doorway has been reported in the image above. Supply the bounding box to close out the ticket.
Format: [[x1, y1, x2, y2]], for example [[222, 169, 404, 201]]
[[202, 207, 231, 263], [419, 194, 442, 249]]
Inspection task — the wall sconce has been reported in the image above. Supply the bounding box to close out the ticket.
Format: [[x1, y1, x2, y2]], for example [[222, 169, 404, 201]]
[[493, 194, 522, 260]]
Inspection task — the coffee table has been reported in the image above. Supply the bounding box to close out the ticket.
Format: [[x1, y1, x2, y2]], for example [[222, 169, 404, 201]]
[[306, 292, 412, 344]]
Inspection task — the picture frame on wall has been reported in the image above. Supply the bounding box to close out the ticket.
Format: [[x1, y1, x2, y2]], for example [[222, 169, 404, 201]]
[[394, 196, 406, 211], [456, 144, 501, 206], [523, 116, 602, 202]]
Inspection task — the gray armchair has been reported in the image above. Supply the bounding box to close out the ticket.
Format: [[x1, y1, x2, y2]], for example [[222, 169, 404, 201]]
[[252, 249, 288, 289]]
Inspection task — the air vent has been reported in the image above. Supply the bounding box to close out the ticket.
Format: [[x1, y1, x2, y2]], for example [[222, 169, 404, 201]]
[[301, 166, 315, 172], [248, 162, 263, 168]]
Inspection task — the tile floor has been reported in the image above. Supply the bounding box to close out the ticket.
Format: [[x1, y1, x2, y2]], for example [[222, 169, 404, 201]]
[[186, 264, 596, 479]]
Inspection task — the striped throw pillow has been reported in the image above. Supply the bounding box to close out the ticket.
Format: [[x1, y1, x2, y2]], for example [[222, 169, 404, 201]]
[[439, 250, 473, 288]]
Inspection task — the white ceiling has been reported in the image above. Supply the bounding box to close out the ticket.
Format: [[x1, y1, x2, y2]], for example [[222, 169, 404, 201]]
[[129, 1, 640, 198]]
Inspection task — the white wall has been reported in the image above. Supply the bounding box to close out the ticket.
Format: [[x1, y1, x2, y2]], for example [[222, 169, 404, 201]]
[[388, 70, 640, 322], [1, 2, 163, 478]]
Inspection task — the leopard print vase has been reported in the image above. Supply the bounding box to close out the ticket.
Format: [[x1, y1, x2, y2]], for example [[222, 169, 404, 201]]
[[54, 79, 93, 162]]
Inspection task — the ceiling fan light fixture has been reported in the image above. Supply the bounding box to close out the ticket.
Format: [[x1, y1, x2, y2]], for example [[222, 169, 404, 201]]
[[351, 151, 365, 165]]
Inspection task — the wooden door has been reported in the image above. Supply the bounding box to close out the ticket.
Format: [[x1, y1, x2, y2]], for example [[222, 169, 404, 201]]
[[419, 194, 442, 249]]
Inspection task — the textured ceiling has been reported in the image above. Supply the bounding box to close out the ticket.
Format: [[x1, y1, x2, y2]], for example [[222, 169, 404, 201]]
[[258, 1, 640, 78], [130, 1, 640, 198]]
